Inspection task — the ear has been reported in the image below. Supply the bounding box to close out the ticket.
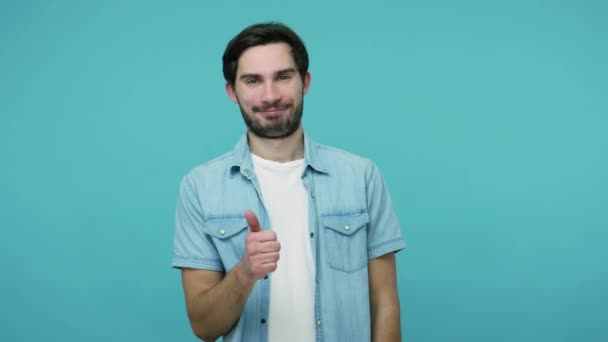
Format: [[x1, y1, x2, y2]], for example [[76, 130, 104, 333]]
[[302, 72, 312, 95], [225, 82, 238, 104]]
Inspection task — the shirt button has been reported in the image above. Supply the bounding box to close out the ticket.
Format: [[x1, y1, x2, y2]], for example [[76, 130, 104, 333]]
[[261, 318, 266, 324], [264, 275, 268, 279], [310, 232, 314, 238], [219, 229, 225, 235], [243, 168, 249, 174], [316, 319, 322, 326], [344, 225, 351, 231]]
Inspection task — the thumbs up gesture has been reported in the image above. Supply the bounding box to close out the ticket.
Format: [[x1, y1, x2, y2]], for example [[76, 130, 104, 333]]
[[238, 210, 281, 286]]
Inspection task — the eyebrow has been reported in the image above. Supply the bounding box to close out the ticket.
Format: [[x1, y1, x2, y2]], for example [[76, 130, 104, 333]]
[[239, 68, 297, 80]]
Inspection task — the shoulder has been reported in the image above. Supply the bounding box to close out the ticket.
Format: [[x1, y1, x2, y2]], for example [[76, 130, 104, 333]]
[[180, 151, 235, 188], [189, 152, 233, 176], [313, 142, 378, 175]]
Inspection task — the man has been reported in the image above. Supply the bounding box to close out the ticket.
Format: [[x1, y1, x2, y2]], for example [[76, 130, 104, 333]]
[[172, 22, 406, 342]]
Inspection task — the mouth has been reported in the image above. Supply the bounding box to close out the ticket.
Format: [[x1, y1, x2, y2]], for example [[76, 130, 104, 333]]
[[255, 105, 290, 118], [259, 109, 285, 116]]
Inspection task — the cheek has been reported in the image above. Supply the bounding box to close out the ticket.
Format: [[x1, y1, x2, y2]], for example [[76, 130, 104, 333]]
[[235, 89, 260, 105], [289, 89, 304, 104], [288, 84, 304, 98]]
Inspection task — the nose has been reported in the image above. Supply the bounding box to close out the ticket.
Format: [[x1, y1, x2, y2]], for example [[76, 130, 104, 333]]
[[261, 82, 281, 103]]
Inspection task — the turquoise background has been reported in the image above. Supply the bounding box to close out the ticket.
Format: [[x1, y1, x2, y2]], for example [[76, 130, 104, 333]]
[[1, 1, 607, 341]]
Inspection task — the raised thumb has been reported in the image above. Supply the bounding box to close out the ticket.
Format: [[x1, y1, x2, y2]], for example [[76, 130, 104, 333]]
[[244, 210, 261, 233]]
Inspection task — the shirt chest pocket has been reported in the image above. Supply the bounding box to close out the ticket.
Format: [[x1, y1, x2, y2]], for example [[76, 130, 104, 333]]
[[203, 217, 249, 269], [321, 210, 370, 273]]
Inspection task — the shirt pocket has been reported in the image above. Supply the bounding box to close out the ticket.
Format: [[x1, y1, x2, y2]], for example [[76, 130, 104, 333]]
[[203, 216, 249, 268], [321, 210, 369, 273]]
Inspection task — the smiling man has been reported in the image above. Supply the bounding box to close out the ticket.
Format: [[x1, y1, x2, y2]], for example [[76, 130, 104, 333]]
[[172, 22, 406, 342]]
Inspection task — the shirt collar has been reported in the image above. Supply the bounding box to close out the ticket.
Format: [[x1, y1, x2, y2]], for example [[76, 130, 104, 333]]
[[230, 131, 329, 175]]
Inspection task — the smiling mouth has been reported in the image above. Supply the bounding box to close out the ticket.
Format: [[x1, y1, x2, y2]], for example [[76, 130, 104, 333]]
[[259, 109, 285, 115], [255, 105, 290, 117]]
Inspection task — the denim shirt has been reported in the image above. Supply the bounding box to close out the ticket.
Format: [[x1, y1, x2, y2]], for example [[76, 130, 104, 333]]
[[172, 132, 406, 341]]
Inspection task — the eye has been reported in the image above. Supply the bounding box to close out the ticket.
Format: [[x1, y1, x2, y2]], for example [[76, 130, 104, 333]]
[[245, 78, 260, 85], [277, 74, 291, 81]]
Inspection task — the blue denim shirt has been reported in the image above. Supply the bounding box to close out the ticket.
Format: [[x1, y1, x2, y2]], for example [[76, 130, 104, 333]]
[[172, 132, 406, 341]]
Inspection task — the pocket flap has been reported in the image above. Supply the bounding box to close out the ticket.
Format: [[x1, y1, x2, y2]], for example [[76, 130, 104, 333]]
[[204, 216, 248, 239], [322, 211, 369, 236]]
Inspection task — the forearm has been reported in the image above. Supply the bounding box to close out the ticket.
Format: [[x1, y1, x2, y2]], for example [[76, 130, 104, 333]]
[[188, 263, 255, 341], [371, 302, 401, 342], [368, 252, 402, 341]]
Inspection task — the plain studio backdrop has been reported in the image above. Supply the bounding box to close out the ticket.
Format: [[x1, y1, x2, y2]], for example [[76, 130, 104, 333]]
[[1, 1, 606, 341]]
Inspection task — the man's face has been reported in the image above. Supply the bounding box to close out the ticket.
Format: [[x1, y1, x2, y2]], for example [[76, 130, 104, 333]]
[[226, 43, 311, 139]]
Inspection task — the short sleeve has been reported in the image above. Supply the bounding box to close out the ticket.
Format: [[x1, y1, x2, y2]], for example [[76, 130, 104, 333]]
[[365, 162, 407, 259], [171, 173, 224, 272]]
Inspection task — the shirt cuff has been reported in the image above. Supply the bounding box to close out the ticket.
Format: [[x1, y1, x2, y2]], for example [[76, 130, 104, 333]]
[[171, 255, 225, 272], [367, 238, 407, 259]]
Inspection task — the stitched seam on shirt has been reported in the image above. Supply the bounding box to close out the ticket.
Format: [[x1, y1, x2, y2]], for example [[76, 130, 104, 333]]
[[329, 261, 367, 274], [368, 238, 404, 251], [172, 257, 224, 271], [319, 209, 366, 217], [368, 245, 406, 260], [172, 255, 222, 264], [367, 238, 405, 255], [204, 214, 244, 220], [173, 264, 224, 272]]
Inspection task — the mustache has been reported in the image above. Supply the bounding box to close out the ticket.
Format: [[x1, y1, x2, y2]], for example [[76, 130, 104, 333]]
[[252, 102, 292, 112]]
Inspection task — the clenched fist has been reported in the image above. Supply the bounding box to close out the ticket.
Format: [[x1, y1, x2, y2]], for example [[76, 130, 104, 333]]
[[237, 210, 281, 286]]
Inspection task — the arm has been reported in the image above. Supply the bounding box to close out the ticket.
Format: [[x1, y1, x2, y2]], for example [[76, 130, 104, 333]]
[[369, 252, 401, 342], [181, 263, 254, 341], [180, 210, 279, 341]]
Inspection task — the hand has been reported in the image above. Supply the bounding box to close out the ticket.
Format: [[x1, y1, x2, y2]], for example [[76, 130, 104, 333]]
[[237, 210, 280, 287]]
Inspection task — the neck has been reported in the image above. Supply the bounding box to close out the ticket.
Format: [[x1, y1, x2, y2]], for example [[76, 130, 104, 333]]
[[248, 126, 305, 162]]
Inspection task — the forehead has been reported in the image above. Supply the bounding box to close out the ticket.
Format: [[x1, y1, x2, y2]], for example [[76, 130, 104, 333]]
[[236, 42, 296, 76]]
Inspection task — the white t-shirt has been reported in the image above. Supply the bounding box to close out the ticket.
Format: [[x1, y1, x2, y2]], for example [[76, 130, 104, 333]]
[[252, 153, 315, 342]]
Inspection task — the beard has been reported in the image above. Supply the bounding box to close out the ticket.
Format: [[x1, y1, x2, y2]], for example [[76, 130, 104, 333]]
[[238, 97, 304, 139]]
